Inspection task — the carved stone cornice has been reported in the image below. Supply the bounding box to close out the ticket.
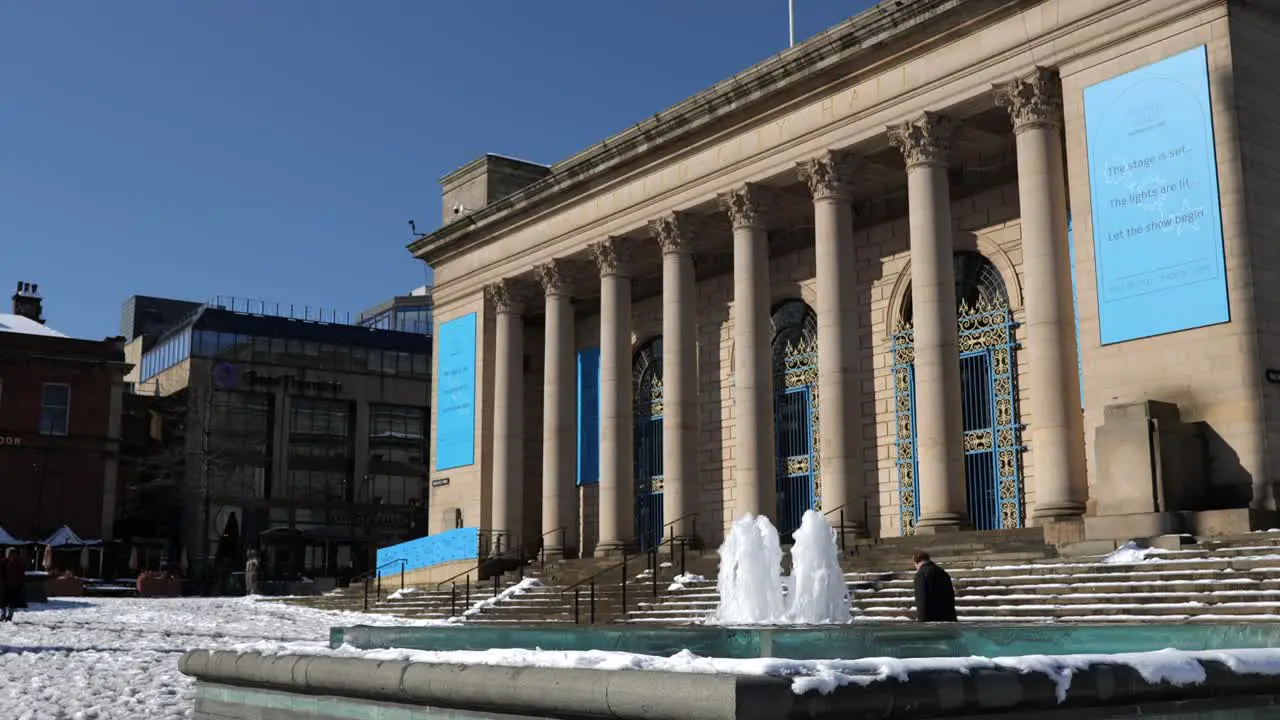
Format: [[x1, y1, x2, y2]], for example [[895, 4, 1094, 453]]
[[649, 212, 695, 256], [718, 184, 768, 229], [887, 112, 952, 170], [535, 259, 573, 298], [485, 278, 526, 315], [795, 151, 855, 201], [589, 237, 632, 278], [994, 66, 1063, 134]]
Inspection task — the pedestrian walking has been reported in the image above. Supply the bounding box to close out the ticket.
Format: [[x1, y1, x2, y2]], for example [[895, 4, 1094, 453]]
[[912, 550, 958, 622], [1, 547, 28, 622], [244, 550, 260, 596]]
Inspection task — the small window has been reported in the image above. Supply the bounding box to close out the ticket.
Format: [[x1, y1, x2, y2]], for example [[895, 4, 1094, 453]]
[[40, 383, 71, 436]]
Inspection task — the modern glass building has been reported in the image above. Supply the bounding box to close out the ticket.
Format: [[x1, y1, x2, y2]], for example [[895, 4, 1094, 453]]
[[119, 295, 432, 589]]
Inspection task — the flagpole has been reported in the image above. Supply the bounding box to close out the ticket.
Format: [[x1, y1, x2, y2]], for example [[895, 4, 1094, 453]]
[[788, 0, 795, 47]]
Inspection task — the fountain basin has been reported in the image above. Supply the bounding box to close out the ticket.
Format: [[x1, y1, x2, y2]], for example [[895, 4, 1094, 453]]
[[331, 621, 1280, 659]]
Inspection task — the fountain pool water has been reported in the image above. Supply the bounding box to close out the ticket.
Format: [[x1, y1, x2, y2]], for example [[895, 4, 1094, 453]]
[[712, 510, 850, 625]]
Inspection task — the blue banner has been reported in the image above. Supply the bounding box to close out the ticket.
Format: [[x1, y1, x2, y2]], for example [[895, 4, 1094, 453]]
[[577, 346, 600, 486], [376, 527, 479, 577], [436, 313, 477, 470], [1083, 44, 1229, 345]]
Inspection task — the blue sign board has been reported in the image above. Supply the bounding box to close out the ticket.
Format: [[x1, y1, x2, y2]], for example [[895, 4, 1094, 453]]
[[376, 527, 480, 578], [436, 313, 477, 471], [577, 346, 600, 486], [1083, 45, 1229, 345]]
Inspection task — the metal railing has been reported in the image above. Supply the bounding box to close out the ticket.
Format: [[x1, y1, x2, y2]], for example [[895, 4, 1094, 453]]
[[822, 498, 873, 554], [434, 529, 522, 590], [559, 513, 702, 625], [358, 558, 407, 611], [537, 526, 567, 571]]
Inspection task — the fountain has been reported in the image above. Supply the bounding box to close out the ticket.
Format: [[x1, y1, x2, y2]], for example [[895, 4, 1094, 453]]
[[712, 513, 786, 624], [711, 510, 850, 625]]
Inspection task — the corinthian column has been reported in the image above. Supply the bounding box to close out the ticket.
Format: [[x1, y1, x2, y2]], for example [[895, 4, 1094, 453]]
[[486, 278, 526, 552], [651, 214, 698, 541], [888, 112, 966, 532], [536, 260, 575, 559], [591, 238, 634, 556], [796, 151, 863, 529], [719, 185, 776, 520], [995, 68, 1086, 523]]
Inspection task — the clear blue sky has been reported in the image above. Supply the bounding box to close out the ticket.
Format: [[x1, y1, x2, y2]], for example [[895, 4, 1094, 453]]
[[2, 1, 873, 339]]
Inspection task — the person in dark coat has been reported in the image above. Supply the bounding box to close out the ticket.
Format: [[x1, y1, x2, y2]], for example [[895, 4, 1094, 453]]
[[1, 547, 27, 622], [912, 551, 958, 622]]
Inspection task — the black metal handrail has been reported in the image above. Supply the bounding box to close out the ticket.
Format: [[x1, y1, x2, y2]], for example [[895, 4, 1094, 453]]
[[358, 558, 407, 611], [559, 532, 693, 624], [435, 529, 523, 590], [537, 526, 567, 570], [822, 498, 872, 553]]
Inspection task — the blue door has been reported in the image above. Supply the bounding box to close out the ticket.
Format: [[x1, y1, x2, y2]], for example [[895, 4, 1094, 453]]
[[960, 351, 1000, 530], [634, 339, 664, 551], [775, 385, 815, 540]]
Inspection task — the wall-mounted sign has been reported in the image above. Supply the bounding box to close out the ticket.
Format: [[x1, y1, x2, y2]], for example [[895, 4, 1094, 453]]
[[1084, 45, 1230, 345], [1265, 370, 1280, 385], [436, 313, 477, 470], [242, 370, 342, 394], [431, 477, 451, 488], [0, 436, 21, 447]]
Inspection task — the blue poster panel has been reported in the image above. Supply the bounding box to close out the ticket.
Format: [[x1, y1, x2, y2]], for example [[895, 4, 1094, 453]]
[[435, 312, 477, 471], [1083, 45, 1229, 345], [576, 346, 600, 486], [377, 527, 480, 577]]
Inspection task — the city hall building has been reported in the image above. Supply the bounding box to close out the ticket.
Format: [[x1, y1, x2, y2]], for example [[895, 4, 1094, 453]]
[[413, 0, 1280, 558]]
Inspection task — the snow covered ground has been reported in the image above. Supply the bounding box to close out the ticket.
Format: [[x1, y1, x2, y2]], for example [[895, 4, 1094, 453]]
[[7, 595, 1280, 718], [0, 596, 424, 720]]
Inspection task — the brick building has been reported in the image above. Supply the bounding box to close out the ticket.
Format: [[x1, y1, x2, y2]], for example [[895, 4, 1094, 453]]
[[0, 281, 130, 543]]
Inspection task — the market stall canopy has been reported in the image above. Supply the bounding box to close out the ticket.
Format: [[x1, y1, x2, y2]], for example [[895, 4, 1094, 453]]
[[41, 525, 101, 548], [0, 526, 31, 546]]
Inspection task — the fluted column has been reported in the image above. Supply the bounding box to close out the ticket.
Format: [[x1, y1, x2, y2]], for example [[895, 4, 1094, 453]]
[[796, 152, 863, 529], [486, 279, 526, 552], [995, 68, 1086, 522], [720, 185, 776, 521], [591, 238, 634, 556], [651, 214, 698, 540], [536, 260, 576, 559], [888, 112, 966, 532]]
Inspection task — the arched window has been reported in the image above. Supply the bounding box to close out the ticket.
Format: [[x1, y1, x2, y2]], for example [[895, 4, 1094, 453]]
[[633, 337, 664, 550], [892, 251, 1022, 536], [770, 300, 819, 538], [899, 251, 1010, 325]]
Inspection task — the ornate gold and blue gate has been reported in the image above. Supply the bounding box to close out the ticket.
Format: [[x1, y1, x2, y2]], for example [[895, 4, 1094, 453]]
[[771, 301, 820, 540], [633, 338, 664, 550], [893, 253, 1023, 535]]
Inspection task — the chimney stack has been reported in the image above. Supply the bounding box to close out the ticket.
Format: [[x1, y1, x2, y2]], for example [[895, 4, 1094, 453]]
[[11, 281, 45, 324]]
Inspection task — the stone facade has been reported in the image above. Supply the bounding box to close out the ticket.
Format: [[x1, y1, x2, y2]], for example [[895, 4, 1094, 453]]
[[416, 0, 1280, 553]]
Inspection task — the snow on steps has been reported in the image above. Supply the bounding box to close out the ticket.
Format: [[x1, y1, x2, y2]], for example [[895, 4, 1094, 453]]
[[624, 544, 1280, 624]]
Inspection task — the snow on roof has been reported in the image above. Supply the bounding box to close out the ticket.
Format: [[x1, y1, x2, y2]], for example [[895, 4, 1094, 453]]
[[0, 313, 67, 338]]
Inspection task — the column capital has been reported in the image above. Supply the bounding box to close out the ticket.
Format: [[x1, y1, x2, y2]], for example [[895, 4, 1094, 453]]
[[535, 259, 574, 298], [589, 236, 632, 278], [485, 278, 526, 315], [887, 112, 953, 170], [994, 66, 1063, 134], [796, 151, 855, 201], [649, 212, 695, 256], [718, 183, 769, 229]]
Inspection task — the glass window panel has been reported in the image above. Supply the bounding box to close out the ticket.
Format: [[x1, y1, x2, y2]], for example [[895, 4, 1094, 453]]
[[39, 383, 71, 436]]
